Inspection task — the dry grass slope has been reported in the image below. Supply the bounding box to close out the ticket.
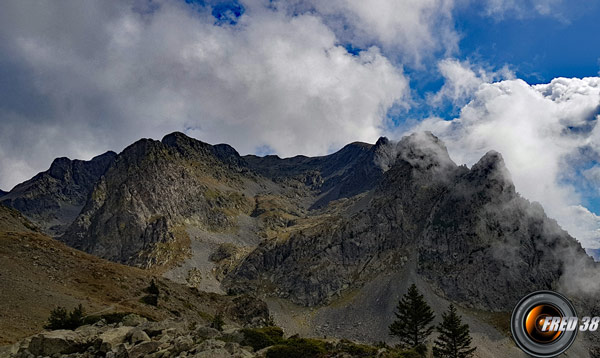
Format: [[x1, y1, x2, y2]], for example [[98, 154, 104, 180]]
[[0, 205, 267, 345]]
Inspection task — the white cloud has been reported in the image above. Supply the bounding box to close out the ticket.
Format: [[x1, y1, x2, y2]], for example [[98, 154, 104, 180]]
[[412, 77, 600, 248], [430, 58, 514, 106], [481, 0, 565, 19], [583, 166, 600, 188], [292, 0, 459, 65], [0, 0, 408, 190]]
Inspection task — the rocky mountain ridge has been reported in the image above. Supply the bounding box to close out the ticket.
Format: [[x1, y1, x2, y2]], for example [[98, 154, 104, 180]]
[[0, 151, 116, 235], [224, 133, 593, 312], [4, 131, 600, 356]]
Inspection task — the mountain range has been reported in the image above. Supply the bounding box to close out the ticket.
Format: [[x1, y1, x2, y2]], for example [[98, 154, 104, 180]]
[[1, 131, 599, 357]]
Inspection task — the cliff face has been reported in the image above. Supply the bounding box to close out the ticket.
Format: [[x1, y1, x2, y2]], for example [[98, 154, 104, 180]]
[[244, 138, 386, 209], [60, 133, 258, 267], [57, 132, 394, 269], [0, 151, 116, 235], [223, 133, 594, 312]]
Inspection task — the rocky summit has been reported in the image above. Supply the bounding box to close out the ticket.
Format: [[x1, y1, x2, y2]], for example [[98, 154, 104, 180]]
[[0, 151, 116, 236], [2, 131, 600, 357]]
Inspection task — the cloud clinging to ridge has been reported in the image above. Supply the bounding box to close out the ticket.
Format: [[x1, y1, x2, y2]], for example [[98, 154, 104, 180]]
[[2, 0, 600, 251], [414, 76, 600, 248]]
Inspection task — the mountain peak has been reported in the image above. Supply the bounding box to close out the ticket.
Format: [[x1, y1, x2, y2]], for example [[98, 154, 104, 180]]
[[470, 150, 511, 181], [395, 131, 455, 170], [161, 131, 193, 144], [48, 157, 71, 179], [91, 150, 117, 162], [374, 136, 389, 147]]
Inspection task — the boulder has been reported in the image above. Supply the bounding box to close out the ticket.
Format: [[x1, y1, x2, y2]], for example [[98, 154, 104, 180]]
[[122, 314, 148, 327], [129, 329, 151, 344], [198, 338, 226, 351], [28, 330, 87, 356], [170, 335, 194, 354], [193, 326, 220, 340], [219, 328, 244, 344], [128, 341, 161, 358], [97, 326, 135, 352]]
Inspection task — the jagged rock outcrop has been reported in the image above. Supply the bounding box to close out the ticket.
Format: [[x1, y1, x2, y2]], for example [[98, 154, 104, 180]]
[[0, 151, 116, 235], [57, 131, 393, 268], [60, 133, 258, 267], [244, 137, 388, 209], [223, 132, 595, 312]]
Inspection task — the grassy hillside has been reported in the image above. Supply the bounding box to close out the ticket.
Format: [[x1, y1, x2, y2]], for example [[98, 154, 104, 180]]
[[0, 204, 268, 345]]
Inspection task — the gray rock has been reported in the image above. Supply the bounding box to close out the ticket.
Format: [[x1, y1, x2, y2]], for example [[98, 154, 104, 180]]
[[170, 335, 194, 355], [97, 326, 134, 353], [0, 151, 116, 236], [219, 329, 244, 344], [128, 329, 151, 344], [198, 338, 226, 351], [122, 314, 147, 327], [193, 348, 237, 358], [28, 330, 87, 356], [128, 341, 161, 358], [193, 326, 220, 340]]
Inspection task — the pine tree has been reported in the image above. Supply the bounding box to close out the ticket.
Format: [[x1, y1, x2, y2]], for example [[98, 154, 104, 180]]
[[146, 279, 160, 295], [433, 304, 476, 358], [389, 284, 435, 349]]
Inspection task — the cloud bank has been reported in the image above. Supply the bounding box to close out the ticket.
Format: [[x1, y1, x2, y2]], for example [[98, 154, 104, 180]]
[[0, 0, 419, 190], [414, 75, 600, 248]]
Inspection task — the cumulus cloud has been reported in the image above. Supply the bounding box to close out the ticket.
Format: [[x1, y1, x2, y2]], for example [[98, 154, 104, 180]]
[[0, 0, 409, 190], [429, 58, 514, 107], [413, 77, 600, 248], [292, 0, 459, 65]]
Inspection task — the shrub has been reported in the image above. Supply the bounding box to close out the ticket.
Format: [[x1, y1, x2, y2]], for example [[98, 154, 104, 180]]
[[337, 339, 379, 356], [211, 312, 225, 331], [209, 243, 237, 262], [45, 304, 85, 330], [266, 338, 326, 358], [241, 326, 285, 350], [145, 279, 160, 295]]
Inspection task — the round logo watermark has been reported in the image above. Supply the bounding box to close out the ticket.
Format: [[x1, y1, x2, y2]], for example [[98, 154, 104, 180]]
[[511, 291, 579, 357]]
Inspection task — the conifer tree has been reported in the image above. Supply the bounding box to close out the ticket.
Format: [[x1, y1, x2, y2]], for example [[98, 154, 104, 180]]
[[433, 304, 476, 358], [389, 284, 435, 349]]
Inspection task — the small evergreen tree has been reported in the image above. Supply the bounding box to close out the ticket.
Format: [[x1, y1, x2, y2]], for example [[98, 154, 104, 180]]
[[45, 304, 85, 330], [146, 279, 160, 295], [45, 306, 68, 330], [433, 305, 476, 358], [389, 284, 435, 350], [69, 304, 85, 327]]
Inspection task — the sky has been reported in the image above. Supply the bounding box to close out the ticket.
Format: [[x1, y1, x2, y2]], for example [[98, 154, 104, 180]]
[[1, 0, 600, 247]]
